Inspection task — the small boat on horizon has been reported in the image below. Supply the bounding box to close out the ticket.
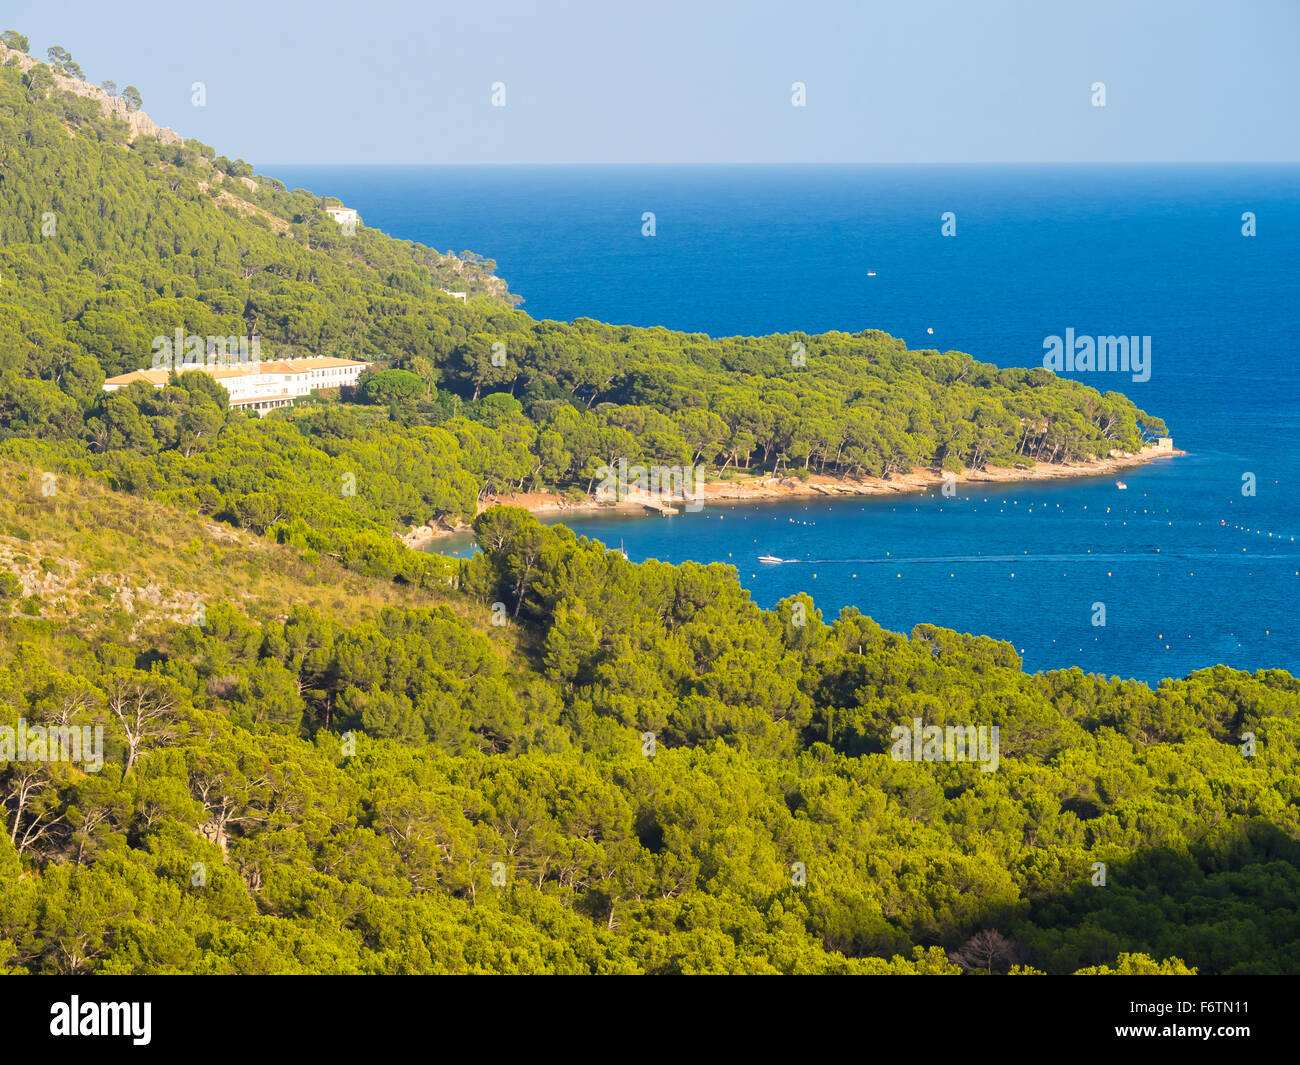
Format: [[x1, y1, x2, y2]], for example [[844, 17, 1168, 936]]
[[1116, 481, 1127, 490], [758, 554, 783, 564], [867, 270, 877, 277]]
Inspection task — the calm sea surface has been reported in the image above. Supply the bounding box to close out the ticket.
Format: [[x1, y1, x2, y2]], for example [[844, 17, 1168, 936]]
[[269, 164, 1300, 683]]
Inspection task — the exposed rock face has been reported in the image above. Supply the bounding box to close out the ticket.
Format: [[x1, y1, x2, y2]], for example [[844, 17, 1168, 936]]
[[0, 40, 36, 74], [0, 41, 182, 146]]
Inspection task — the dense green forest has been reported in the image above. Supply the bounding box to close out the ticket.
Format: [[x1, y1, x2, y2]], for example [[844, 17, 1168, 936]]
[[0, 39, 1167, 561], [1, 38, 1295, 976], [2, 481, 1297, 974]]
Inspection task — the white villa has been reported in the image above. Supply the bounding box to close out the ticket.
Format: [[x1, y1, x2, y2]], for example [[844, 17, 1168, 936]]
[[103, 356, 370, 416], [323, 205, 359, 227]]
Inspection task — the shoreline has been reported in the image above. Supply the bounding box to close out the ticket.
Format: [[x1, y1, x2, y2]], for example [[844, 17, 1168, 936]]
[[400, 444, 1184, 550]]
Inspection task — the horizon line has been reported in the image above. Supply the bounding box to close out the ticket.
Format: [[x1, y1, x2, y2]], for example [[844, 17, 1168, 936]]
[[260, 160, 1300, 168]]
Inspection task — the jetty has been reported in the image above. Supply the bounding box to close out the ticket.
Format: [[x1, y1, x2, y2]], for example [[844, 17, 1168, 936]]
[[641, 499, 679, 515]]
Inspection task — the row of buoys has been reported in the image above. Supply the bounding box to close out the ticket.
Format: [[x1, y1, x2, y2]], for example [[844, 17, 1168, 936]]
[[1223, 519, 1293, 541]]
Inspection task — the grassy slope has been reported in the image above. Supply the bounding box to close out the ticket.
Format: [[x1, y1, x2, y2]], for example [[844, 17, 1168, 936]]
[[0, 458, 486, 636]]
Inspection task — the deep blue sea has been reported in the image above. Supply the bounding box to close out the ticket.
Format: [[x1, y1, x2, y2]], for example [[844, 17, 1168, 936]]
[[270, 164, 1299, 684]]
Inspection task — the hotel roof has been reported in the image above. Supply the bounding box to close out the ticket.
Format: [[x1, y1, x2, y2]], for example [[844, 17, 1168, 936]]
[[104, 356, 367, 388]]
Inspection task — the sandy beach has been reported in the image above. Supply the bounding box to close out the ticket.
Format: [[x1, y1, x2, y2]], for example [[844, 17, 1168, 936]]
[[399, 444, 1184, 550]]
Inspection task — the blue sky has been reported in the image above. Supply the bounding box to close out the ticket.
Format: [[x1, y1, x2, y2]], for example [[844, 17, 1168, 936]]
[[6, 0, 1297, 164]]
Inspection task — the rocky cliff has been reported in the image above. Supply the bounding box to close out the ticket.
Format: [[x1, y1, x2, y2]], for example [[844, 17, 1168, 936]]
[[0, 40, 182, 146]]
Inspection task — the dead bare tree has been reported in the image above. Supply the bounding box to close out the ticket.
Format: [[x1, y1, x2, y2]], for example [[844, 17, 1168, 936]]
[[105, 674, 179, 775], [2, 763, 65, 857], [948, 929, 1032, 974]]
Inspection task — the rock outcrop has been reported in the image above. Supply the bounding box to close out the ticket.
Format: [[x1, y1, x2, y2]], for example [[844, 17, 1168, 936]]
[[0, 40, 182, 146]]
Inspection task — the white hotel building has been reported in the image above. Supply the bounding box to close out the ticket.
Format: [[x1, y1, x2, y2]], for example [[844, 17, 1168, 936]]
[[323, 205, 359, 227], [103, 357, 370, 415]]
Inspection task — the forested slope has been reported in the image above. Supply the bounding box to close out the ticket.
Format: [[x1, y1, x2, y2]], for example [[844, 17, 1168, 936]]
[[1, 475, 1297, 974], [0, 39, 1166, 564], [2, 38, 1295, 977]]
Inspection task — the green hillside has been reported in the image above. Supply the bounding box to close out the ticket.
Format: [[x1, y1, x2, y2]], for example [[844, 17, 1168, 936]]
[[2, 474, 1298, 974], [2, 37, 1297, 977], [0, 38, 1166, 567]]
